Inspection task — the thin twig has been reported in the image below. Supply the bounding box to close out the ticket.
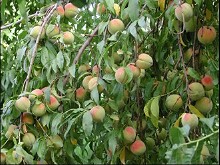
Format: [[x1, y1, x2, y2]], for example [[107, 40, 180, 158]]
[[0, 11, 41, 30], [23, 4, 58, 92]]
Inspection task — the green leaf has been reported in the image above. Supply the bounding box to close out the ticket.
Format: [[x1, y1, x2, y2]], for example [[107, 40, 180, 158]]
[[145, 0, 157, 10], [98, 21, 108, 35], [191, 141, 204, 164], [51, 59, 58, 73], [90, 87, 99, 104], [128, 21, 138, 39], [82, 111, 93, 136], [128, 0, 139, 21], [6, 149, 22, 164], [1, 0, 7, 24], [108, 134, 117, 155], [16, 145, 34, 164], [179, 125, 190, 137], [144, 98, 153, 117], [104, 0, 114, 13], [18, 0, 27, 20], [57, 78, 65, 94], [124, 66, 133, 84], [188, 104, 205, 118], [41, 47, 49, 67], [150, 96, 160, 127], [169, 127, 185, 144], [200, 116, 215, 131], [44, 87, 51, 102], [69, 64, 76, 78], [51, 113, 62, 135], [187, 67, 201, 80], [56, 51, 64, 70], [97, 40, 105, 54]]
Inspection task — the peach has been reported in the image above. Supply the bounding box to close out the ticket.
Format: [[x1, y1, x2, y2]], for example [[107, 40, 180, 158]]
[[123, 126, 136, 144], [0, 152, 6, 164], [195, 97, 213, 114], [115, 67, 128, 84], [112, 52, 123, 64], [97, 3, 106, 14], [136, 53, 153, 69], [21, 112, 34, 125], [64, 3, 78, 18], [156, 128, 167, 140], [88, 77, 99, 91], [165, 94, 183, 111], [130, 139, 146, 155], [127, 63, 141, 78], [47, 95, 60, 110], [56, 5, 65, 17], [184, 48, 193, 63], [63, 31, 74, 45], [46, 24, 60, 38], [145, 137, 155, 150], [90, 105, 105, 122], [30, 26, 46, 39], [5, 124, 17, 139], [175, 3, 193, 22], [188, 82, 205, 101], [75, 87, 87, 102], [181, 113, 198, 130], [201, 75, 214, 90], [47, 135, 63, 149], [29, 89, 44, 100], [92, 65, 100, 75], [78, 64, 91, 74], [82, 75, 93, 90], [22, 132, 36, 147], [12, 151, 22, 164], [197, 26, 216, 45], [108, 19, 125, 34], [205, 89, 213, 98], [32, 102, 46, 117], [158, 118, 167, 128], [104, 66, 113, 74], [15, 97, 31, 112]]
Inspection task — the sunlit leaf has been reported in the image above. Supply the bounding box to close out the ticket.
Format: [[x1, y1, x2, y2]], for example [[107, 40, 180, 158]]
[[120, 146, 126, 164], [82, 111, 93, 136], [188, 105, 205, 118]]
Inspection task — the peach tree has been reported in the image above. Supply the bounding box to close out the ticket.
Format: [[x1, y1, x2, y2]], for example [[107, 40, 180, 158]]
[[0, 0, 219, 164]]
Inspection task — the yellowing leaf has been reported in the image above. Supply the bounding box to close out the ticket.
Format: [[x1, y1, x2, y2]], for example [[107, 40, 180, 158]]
[[174, 113, 184, 127], [120, 146, 126, 165], [71, 138, 77, 145], [206, 9, 212, 20], [114, 3, 120, 16], [158, 0, 165, 12], [188, 104, 205, 118], [180, 34, 186, 47]]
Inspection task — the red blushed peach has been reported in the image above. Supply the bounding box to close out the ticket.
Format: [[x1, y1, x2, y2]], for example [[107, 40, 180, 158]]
[[130, 139, 146, 155], [21, 112, 34, 125], [29, 89, 44, 100], [181, 113, 198, 130], [15, 97, 31, 112], [56, 5, 65, 17], [47, 95, 60, 110], [127, 63, 141, 78], [63, 31, 74, 45], [115, 67, 128, 84], [197, 26, 216, 45], [64, 3, 79, 18], [175, 3, 193, 22], [32, 102, 46, 117], [92, 65, 100, 75], [108, 19, 125, 34], [75, 87, 87, 102], [97, 3, 106, 14], [82, 75, 93, 90], [123, 126, 136, 144], [201, 75, 214, 90], [90, 105, 105, 122]]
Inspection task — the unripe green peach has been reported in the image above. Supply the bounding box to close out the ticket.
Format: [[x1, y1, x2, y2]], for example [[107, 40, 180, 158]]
[[22, 132, 36, 147], [104, 66, 113, 74], [30, 26, 46, 39], [75, 87, 87, 102], [108, 19, 125, 34], [130, 139, 146, 156], [82, 75, 93, 90], [5, 124, 17, 139], [156, 128, 167, 141], [90, 105, 105, 122], [201, 144, 210, 160], [201, 75, 214, 90], [188, 82, 205, 101], [184, 48, 193, 63], [47, 95, 60, 110], [123, 126, 136, 144], [46, 24, 60, 38], [197, 26, 216, 45], [175, 3, 193, 22], [112, 52, 123, 64], [146, 137, 155, 150], [63, 31, 74, 45], [127, 63, 141, 78], [185, 16, 196, 32], [195, 97, 213, 114], [136, 53, 153, 69], [32, 102, 46, 117], [165, 94, 183, 111], [15, 97, 31, 112], [56, 5, 65, 17], [12, 151, 22, 164], [21, 112, 34, 125], [97, 3, 106, 14], [0, 152, 6, 164], [29, 89, 44, 100], [115, 67, 128, 84], [64, 3, 79, 18], [158, 118, 167, 128], [47, 135, 63, 149], [36, 159, 48, 164], [181, 113, 198, 130], [205, 89, 213, 98], [78, 64, 91, 74]]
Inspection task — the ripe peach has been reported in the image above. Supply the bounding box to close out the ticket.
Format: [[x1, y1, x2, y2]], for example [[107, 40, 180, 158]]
[[64, 3, 78, 18], [201, 75, 214, 90], [175, 3, 193, 22], [47, 95, 60, 110], [56, 5, 65, 17], [127, 63, 141, 78], [21, 112, 34, 125], [46, 24, 60, 38], [185, 16, 196, 32], [90, 105, 105, 122], [195, 97, 213, 114], [78, 64, 91, 74], [188, 82, 205, 101], [15, 97, 31, 112], [146, 137, 155, 150], [130, 139, 146, 156], [30, 26, 46, 39], [32, 102, 46, 117], [123, 126, 136, 144], [108, 19, 125, 34], [165, 94, 183, 111], [5, 124, 17, 139], [82, 75, 93, 90], [181, 113, 198, 130], [197, 26, 216, 45], [97, 3, 106, 14], [63, 31, 74, 45], [22, 132, 36, 147], [29, 89, 44, 100], [136, 53, 153, 69], [88, 77, 98, 91], [75, 87, 87, 102], [115, 67, 128, 84], [0, 152, 6, 164], [92, 65, 100, 75]]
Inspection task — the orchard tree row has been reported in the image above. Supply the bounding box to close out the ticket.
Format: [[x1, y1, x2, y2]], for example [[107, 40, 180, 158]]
[[0, 0, 219, 164]]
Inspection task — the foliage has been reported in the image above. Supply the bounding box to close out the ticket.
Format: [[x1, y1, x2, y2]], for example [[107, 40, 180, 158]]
[[0, 0, 219, 164]]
